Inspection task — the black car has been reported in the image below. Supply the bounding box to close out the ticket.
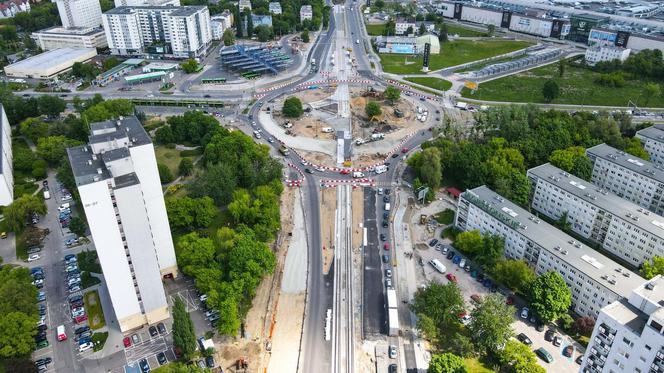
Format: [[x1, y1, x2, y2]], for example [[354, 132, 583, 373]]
[[37, 324, 48, 332], [75, 326, 90, 335], [70, 300, 84, 308], [380, 233, 387, 241], [385, 189, 391, 195], [69, 295, 83, 303], [382, 220, 388, 228], [157, 352, 167, 365], [383, 212, 389, 219], [391, 153, 399, 158], [429, 239, 438, 247], [149, 326, 158, 337], [446, 251, 455, 260], [206, 355, 215, 368], [305, 168, 313, 174], [388, 364, 397, 373], [382, 255, 389, 263], [476, 273, 485, 282], [157, 322, 167, 335], [139, 358, 150, 373], [517, 333, 532, 345], [544, 329, 555, 342], [535, 321, 545, 332], [35, 357, 52, 366], [383, 195, 390, 203]]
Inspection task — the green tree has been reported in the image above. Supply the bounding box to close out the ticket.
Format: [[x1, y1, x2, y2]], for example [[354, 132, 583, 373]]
[[36, 136, 83, 165], [542, 80, 559, 102], [641, 255, 664, 279], [3, 195, 47, 232], [31, 159, 48, 180], [365, 101, 382, 119], [644, 83, 661, 106], [487, 24, 495, 36], [255, 25, 273, 42], [419, 23, 426, 35], [155, 126, 175, 145], [0, 312, 37, 358], [167, 197, 217, 231], [172, 297, 196, 359], [374, 0, 385, 9], [245, 9, 253, 35], [37, 95, 66, 118], [102, 56, 121, 71], [439, 23, 448, 43], [68, 217, 87, 237], [158, 163, 174, 184], [411, 282, 465, 350], [282, 97, 304, 118], [498, 340, 545, 373], [19, 118, 49, 144], [491, 260, 535, 295], [428, 353, 467, 373], [383, 85, 401, 105], [455, 230, 483, 256], [419, 147, 442, 190], [179, 158, 194, 176], [468, 294, 514, 357], [223, 29, 236, 46], [530, 271, 572, 323], [623, 137, 649, 160], [181, 59, 200, 74], [301, 29, 310, 43]]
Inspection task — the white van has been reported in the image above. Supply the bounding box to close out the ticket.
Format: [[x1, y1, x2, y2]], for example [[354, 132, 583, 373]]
[[375, 165, 388, 174], [58, 203, 70, 212], [352, 172, 364, 178], [321, 127, 334, 133], [430, 259, 446, 274], [385, 203, 391, 211], [43, 190, 50, 200]]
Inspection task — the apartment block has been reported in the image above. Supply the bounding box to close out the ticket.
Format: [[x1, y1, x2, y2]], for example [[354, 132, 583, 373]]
[[581, 275, 664, 373], [587, 143, 664, 216], [238, 0, 251, 11], [268, 2, 281, 14], [635, 125, 664, 166], [300, 4, 312, 21], [455, 186, 644, 318], [211, 11, 233, 40], [114, 0, 179, 6], [55, 0, 102, 28], [584, 45, 631, 66], [395, 17, 416, 35], [67, 116, 177, 332], [0, 105, 12, 206], [528, 163, 664, 268], [102, 5, 212, 59]]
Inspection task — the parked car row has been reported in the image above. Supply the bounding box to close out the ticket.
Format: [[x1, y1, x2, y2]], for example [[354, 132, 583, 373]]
[[32, 267, 49, 351], [59, 203, 72, 229]]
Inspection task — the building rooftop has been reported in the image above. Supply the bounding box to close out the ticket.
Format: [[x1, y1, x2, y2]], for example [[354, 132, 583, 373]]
[[105, 5, 205, 15], [89, 116, 151, 147], [528, 163, 664, 237], [4, 48, 96, 71], [633, 275, 664, 307], [587, 143, 664, 183], [463, 185, 645, 297], [114, 172, 140, 189], [67, 145, 112, 186], [636, 125, 664, 143], [33, 26, 105, 36], [602, 300, 649, 335]]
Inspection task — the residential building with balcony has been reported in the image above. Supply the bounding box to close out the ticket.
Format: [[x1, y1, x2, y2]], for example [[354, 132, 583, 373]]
[[636, 125, 664, 167]]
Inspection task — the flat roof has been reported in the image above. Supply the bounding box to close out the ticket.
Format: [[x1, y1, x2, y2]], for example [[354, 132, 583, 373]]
[[528, 163, 664, 237], [105, 5, 205, 15], [602, 300, 648, 335], [636, 125, 664, 143], [4, 48, 96, 72], [462, 185, 644, 297], [587, 143, 664, 184], [633, 275, 664, 307], [125, 71, 166, 82], [33, 26, 105, 36]]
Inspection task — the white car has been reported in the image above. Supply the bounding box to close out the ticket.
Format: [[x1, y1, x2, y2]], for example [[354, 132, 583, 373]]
[[459, 259, 466, 268], [28, 254, 41, 262], [520, 307, 529, 319], [79, 342, 93, 352], [72, 309, 85, 318]]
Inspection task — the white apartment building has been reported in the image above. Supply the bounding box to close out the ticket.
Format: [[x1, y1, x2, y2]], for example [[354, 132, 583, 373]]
[[67, 116, 177, 332], [636, 125, 664, 167], [0, 105, 13, 206], [210, 11, 233, 40], [114, 0, 179, 6], [102, 5, 212, 59], [0, 0, 30, 19], [55, 0, 102, 29], [31, 27, 108, 50], [581, 275, 664, 373], [585, 45, 631, 66], [238, 0, 251, 11], [395, 18, 416, 35], [268, 2, 281, 14], [528, 163, 664, 269], [587, 143, 664, 216], [300, 4, 312, 22], [455, 186, 644, 318]]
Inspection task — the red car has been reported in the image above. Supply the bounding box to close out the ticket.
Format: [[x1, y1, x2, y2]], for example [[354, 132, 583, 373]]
[[401, 147, 409, 153], [446, 273, 457, 282], [123, 337, 131, 348], [74, 315, 88, 324], [506, 295, 514, 305], [383, 243, 390, 250], [340, 169, 350, 175]]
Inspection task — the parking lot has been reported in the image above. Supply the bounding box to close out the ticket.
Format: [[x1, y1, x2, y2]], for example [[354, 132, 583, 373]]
[[416, 240, 585, 373]]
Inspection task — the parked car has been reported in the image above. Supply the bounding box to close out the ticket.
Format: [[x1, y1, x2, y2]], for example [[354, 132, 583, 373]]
[[79, 342, 93, 352], [428, 239, 438, 247], [385, 269, 392, 278], [452, 255, 461, 264], [388, 364, 397, 373], [149, 326, 158, 337], [470, 294, 482, 303], [35, 357, 52, 367], [382, 220, 389, 228], [517, 333, 532, 345], [446, 251, 455, 260], [563, 345, 574, 357], [553, 336, 562, 347], [157, 352, 167, 365], [139, 358, 150, 372], [157, 323, 167, 335], [206, 356, 215, 368], [74, 315, 87, 324], [197, 360, 206, 368], [74, 326, 89, 335], [520, 307, 529, 319], [458, 259, 466, 268], [535, 347, 554, 363], [28, 254, 41, 262], [445, 274, 457, 282], [123, 337, 131, 347], [388, 345, 397, 359], [382, 255, 390, 263], [131, 334, 140, 344], [383, 243, 390, 250], [380, 233, 386, 241], [544, 329, 555, 342]]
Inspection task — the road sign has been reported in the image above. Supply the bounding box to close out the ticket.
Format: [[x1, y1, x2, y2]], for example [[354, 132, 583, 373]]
[[465, 81, 478, 90], [417, 187, 429, 203]]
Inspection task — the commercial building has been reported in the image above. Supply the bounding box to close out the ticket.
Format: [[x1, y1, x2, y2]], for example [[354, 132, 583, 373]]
[[67, 116, 177, 332], [395, 17, 416, 35], [300, 5, 312, 21], [211, 11, 233, 40], [616, 4, 661, 18], [585, 45, 631, 66], [4, 48, 97, 79], [509, 13, 554, 38], [102, 5, 212, 59], [580, 275, 664, 373], [455, 185, 644, 318], [374, 34, 440, 54], [55, 0, 103, 28], [0, 0, 30, 19], [587, 143, 664, 216], [238, 0, 251, 12], [268, 2, 281, 14], [0, 106, 13, 206], [528, 163, 664, 269], [93, 58, 144, 86], [636, 125, 664, 166], [588, 27, 664, 55], [114, 0, 179, 6], [459, 4, 505, 27], [31, 27, 107, 51], [568, 14, 608, 43]]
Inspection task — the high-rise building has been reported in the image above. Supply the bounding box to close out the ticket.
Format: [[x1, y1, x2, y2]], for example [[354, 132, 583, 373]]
[[635, 125, 664, 166], [586, 143, 664, 216], [102, 5, 212, 59], [55, 0, 102, 29], [114, 0, 179, 7], [455, 185, 644, 318], [528, 163, 664, 269], [580, 275, 664, 373], [67, 116, 177, 332], [300, 4, 312, 22], [0, 105, 12, 206]]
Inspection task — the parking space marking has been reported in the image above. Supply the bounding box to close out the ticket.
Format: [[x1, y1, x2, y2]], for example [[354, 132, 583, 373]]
[[168, 290, 198, 312]]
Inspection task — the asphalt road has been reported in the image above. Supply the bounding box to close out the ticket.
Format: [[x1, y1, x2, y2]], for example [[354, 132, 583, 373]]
[[362, 188, 385, 336]]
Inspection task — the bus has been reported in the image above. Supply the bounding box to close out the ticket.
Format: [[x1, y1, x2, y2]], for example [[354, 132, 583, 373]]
[[201, 77, 226, 84], [57, 325, 67, 341]]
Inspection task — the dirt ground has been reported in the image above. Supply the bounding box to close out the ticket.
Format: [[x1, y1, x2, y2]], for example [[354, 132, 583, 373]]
[[320, 188, 336, 275], [265, 293, 306, 373], [288, 115, 337, 139], [221, 187, 297, 372], [349, 87, 418, 140], [351, 187, 364, 250]]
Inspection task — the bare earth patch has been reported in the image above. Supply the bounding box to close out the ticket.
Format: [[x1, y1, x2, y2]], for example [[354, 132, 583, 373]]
[[321, 188, 336, 275]]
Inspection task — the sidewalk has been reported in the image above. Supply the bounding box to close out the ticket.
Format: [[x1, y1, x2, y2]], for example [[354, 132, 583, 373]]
[[258, 111, 336, 155]]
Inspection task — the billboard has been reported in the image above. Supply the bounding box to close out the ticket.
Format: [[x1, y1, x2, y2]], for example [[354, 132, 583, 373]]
[[391, 44, 415, 54], [423, 43, 431, 68], [454, 3, 463, 20], [616, 31, 630, 47], [501, 11, 511, 28]]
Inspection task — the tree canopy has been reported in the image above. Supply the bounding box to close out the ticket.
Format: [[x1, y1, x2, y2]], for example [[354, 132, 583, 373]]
[[384, 85, 401, 104], [172, 297, 196, 359], [410, 282, 465, 351], [4, 195, 47, 232], [530, 271, 572, 323], [641, 255, 664, 279], [282, 97, 304, 118], [0, 266, 38, 358], [490, 260, 535, 296], [365, 101, 382, 119], [427, 353, 467, 373], [467, 294, 514, 356]]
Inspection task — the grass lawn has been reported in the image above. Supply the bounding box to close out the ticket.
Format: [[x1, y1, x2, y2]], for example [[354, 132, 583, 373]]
[[81, 271, 101, 290], [84, 290, 106, 330], [461, 61, 664, 107], [91, 332, 108, 352], [434, 209, 455, 225], [404, 77, 453, 91], [15, 230, 28, 260], [366, 23, 386, 36], [155, 146, 184, 176], [447, 23, 488, 37], [379, 39, 533, 74], [77, 250, 102, 273], [464, 357, 497, 372]]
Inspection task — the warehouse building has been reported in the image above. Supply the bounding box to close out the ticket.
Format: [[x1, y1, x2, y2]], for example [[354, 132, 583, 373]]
[[636, 125, 664, 166], [4, 48, 97, 79], [460, 4, 505, 27], [587, 143, 664, 216], [374, 34, 440, 54], [455, 185, 644, 318], [31, 26, 107, 51], [528, 163, 664, 269]]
